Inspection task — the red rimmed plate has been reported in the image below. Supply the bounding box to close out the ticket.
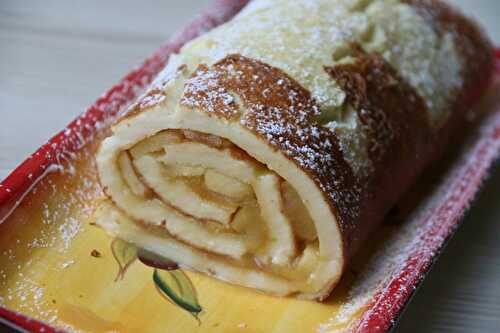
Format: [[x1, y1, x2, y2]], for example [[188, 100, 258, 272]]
[[0, 1, 499, 332]]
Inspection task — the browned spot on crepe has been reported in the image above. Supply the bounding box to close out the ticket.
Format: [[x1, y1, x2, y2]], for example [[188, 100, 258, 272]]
[[326, 45, 435, 164], [325, 45, 434, 253], [403, 0, 494, 113], [326, 45, 431, 163]]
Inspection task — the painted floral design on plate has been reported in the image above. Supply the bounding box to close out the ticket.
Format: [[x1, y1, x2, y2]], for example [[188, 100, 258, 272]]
[[111, 238, 203, 323]]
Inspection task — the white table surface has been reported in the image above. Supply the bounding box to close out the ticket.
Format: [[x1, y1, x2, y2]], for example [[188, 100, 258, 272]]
[[0, 1, 499, 332]]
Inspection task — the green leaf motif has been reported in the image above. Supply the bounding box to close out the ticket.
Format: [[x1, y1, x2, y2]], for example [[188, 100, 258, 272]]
[[111, 238, 138, 281], [153, 269, 202, 323], [109, 239, 203, 323]]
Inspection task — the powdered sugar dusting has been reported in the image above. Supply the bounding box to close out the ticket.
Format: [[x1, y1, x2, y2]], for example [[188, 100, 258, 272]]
[[0, 276, 58, 325], [181, 64, 239, 118], [61, 260, 75, 269], [139, 93, 166, 109], [58, 217, 82, 251]]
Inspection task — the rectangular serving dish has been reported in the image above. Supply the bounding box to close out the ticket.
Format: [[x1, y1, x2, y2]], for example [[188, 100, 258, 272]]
[[0, 1, 499, 332]]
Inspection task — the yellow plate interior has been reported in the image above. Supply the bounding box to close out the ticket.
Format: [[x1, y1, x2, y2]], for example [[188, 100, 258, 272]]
[[0, 141, 417, 333]]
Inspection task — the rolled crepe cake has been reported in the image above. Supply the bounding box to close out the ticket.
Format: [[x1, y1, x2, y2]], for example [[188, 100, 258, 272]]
[[96, 0, 493, 299]]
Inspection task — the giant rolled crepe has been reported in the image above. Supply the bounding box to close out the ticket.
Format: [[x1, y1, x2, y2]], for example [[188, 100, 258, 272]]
[[96, 0, 493, 299]]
